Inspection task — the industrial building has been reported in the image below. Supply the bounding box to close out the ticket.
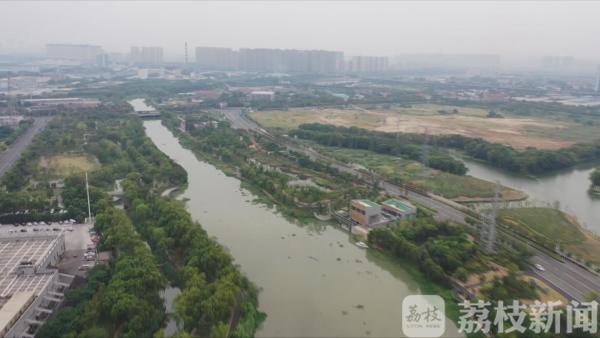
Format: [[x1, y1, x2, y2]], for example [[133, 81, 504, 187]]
[[19, 98, 101, 111], [0, 231, 74, 338], [350, 199, 382, 227], [350, 198, 416, 227], [249, 91, 275, 102], [381, 198, 416, 221]]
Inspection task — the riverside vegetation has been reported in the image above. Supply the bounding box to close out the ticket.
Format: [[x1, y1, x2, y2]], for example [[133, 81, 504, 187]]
[[291, 123, 600, 175], [160, 111, 595, 337], [591, 168, 600, 195], [1, 110, 263, 337]]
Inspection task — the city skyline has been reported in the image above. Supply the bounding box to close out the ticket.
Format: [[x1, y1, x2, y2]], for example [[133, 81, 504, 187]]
[[1, 1, 600, 65]]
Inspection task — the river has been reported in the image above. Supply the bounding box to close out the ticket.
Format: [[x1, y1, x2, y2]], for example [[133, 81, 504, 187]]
[[143, 120, 460, 337], [462, 157, 600, 234], [128, 98, 156, 112]]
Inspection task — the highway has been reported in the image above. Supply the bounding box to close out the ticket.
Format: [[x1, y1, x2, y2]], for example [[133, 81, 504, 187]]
[[222, 108, 600, 302], [0, 117, 52, 177], [531, 255, 600, 302]]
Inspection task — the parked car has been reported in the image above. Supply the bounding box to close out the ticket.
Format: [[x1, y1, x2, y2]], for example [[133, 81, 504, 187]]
[[79, 264, 93, 271]]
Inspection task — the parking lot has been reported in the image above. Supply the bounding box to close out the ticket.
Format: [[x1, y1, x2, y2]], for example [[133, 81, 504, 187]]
[[0, 221, 98, 277]]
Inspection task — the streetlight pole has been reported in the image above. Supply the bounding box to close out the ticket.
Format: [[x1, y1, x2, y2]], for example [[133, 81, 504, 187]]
[[85, 171, 92, 224]]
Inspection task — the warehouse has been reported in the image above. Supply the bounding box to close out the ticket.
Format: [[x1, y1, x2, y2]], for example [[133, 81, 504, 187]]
[[0, 231, 74, 338]]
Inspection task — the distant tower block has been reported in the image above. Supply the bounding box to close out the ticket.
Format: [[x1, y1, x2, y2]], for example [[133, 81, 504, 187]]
[[595, 65, 600, 93], [185, 42, 189, 65]]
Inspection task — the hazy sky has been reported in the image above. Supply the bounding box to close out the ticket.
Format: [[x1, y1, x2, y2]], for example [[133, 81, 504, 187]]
[[2, 1, 600, 61]]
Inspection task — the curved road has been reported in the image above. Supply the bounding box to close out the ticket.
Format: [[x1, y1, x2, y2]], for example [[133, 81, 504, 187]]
[[0, 117, 51, 177]]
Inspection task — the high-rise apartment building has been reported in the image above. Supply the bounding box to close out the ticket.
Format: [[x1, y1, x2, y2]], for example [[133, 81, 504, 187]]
[[345, 56, 389, 73], [195, 47, 238, 69], [130, 46, 164, 65], [595, 65, 600, 93], [194, 46, 343, 73]]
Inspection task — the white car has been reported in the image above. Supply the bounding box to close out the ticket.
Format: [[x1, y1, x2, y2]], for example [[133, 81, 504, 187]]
[[534, 263, 545, 271], [78, 264, 93, 271]]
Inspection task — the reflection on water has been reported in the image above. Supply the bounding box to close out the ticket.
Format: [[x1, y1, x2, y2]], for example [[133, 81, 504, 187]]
[[463, 157, 600, 233], [144, 120, 461, 338]]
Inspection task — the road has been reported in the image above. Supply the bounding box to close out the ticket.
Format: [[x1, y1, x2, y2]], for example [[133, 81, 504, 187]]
[[0, 117, 52, 177], [531, 255, 599, 302], [222, 109, 600, 302], [221, 109, 265, 132]]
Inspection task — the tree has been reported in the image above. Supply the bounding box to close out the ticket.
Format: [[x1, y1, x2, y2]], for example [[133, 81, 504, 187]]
[[590, 168, 600, 186]]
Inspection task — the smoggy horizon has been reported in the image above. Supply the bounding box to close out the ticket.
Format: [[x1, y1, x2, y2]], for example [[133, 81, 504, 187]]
[[2, 1, 600, 65]]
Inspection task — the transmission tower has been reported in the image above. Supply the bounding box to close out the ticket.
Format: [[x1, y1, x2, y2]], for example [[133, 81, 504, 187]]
[[421, 127, 429, 168], [6, 76, 11, 114], [482, 181, 501, 253]]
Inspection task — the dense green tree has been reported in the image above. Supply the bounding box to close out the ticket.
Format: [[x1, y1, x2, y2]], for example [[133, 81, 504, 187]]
[[591, 168, 600, 186]]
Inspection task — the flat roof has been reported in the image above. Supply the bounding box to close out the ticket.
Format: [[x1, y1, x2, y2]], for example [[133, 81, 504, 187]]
[[0, 291, 35, 333], [353, 199, 380, 209], [21, 98, 95, 102], [250, 91, 275, 95], [0, 235, 60, 300], [382, 198, 415, 213]]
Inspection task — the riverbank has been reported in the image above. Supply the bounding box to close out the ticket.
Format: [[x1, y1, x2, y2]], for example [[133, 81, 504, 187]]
[[145, 119, 464, 337], [462, 156, 600, 236], [499, 207, 600, 267]]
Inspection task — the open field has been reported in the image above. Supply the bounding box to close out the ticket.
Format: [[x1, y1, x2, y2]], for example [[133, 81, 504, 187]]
[[39, 154, 99, 177], [251, 104, 599, 150], [499, 207, 600, 265], [317, 146, 526, 201]]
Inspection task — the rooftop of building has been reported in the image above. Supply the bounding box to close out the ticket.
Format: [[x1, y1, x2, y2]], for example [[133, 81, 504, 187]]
[[21, 97, 97, 102], [0, 291, 35, 334], [382, 198, 415, 213], [250, 90, 275, 95], [353, 199, 380, 209], [0, 233, 61, 303]]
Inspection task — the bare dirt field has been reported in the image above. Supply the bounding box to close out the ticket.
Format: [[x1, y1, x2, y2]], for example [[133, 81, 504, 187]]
[[251, 104, 580, 150]]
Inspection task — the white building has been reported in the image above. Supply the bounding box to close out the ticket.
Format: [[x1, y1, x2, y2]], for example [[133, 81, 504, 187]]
[[0, 231, 74, 338], [250, 91, 275, 101]]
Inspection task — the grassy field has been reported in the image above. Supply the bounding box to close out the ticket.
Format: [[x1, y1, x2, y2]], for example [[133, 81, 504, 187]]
[[499, 207, 600, 265], [318, 146, 526, 201], [39, 154, 99, 177], [499, 208, 585, 244], [251, 104, 599, 150]]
